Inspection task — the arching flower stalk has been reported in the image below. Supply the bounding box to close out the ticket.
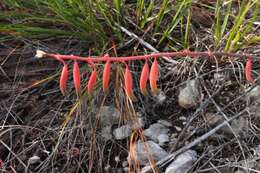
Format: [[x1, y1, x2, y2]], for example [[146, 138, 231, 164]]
[[35, 50, 256, 99]]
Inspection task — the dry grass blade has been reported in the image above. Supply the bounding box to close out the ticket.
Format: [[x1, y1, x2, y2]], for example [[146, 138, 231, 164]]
[[129, 131, 141, 173]]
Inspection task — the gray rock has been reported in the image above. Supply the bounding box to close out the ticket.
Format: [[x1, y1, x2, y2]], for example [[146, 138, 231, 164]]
[[122, 161, 128, 167], [101, 126, 112, 140], [134, 140, 169, 165], [255, 144, 260, 156], [157, 120, 172, 127], [156, 90, 167, 104], [174, 126, 182, 132], [143, 123, 170, 142], [178, 79, 201, 109], [203, 112, 224, 127], [222, 116, 249, 136], [157, 134, 170, 146], [123, 167, 129, 172], [231, 117, 248, 135], [130, 112, 146, 129], [246, 86, 260, 103], [99, 106, 121, 127], [170, 133, 178, 139], [99, 106, 121, 141], [165, 150, 197, 173], [246, 86, 260, 118], [28, 155, 41, 164], [113, 125, 132, 140]]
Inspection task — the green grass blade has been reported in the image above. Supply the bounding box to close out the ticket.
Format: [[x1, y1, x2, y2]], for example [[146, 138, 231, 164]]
[[159, 0, 192, 44], [113, 0, 122, 15], [225, 1, 255, 51], [184, 8, 191, 48], [136, 0, 145, 22], [213, 0, 221, 47], [220, 0, 232, 38], [155, 0, 169, 30], [140, 0, 155, 28]]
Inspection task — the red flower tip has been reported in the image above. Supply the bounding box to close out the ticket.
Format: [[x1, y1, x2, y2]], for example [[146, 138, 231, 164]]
[[245, 56, 253, 83], [139, 60, 149, 96], [73, 61, 81, 96], [87, 65, 97, 96], [59, 62, 68, 95], [124, 65, 136, 101], [103, 59, 110, 93], [149, 58, 159, 94]]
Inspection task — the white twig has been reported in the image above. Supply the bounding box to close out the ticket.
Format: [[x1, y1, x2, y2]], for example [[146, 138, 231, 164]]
[[115, 23, 178, 64]]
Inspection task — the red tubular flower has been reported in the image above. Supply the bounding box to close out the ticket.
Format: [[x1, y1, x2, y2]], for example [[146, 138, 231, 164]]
[[245, 56, 253, 82], [124, 64, 136, 101], [87, 65, 97, 96], [102, 55, 111, 93], [59, 61, 68, 95], [73, 60, 81, 96], [149, 58, 159, 94], [37, 50, 256, 99], [139, 60, 149, 96]]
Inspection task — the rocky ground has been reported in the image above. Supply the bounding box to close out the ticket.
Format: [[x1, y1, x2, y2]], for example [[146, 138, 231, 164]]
[[0, 39, 259, 173]]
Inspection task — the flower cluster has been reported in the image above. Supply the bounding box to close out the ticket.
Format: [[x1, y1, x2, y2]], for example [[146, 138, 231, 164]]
[[35, 50, 254, 100]]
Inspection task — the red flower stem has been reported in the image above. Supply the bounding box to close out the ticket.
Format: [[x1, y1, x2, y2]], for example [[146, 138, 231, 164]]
[[42, 51, 253, 63]]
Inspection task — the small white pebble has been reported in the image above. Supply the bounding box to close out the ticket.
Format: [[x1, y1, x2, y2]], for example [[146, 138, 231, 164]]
[[171, 133, 178, 138], [28, 156, 41, 164], [179, 116, 187, 121], [35, 50, 46, 58], [175, 126, 182, 132], [123, 167, 129, 172], [115, 156, 120, 162], [156, 90, 166, 103], [122, 161, 128, 167], [104, 165, 110, 171]]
